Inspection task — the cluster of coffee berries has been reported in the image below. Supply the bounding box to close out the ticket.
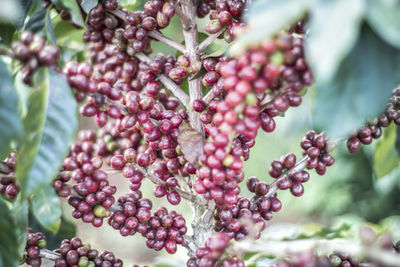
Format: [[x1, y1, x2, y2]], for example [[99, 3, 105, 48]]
[[300, 131, 335, 176], [11, 31, 60, 85], [52, 171, 72, 198], [143, 206, 187, 254], [194, 33, 311, 209], [83, 0, 174, 56], [209, 132, 332, 242], [54, 237, 123, 267], [118, 0, 175, 54], [0, 151, 19, 200], [347, 88, 400, 154], [95, 122, 142, 163], [108, 191, 152, 236], [215, 196, 267, 240], [60, 130, 116, 227], [187, 232, 244, 267], [246, 178, 283, 215], [24, 229, 47, 267], [107, 191, 187, 254], [268, 153, 308, 196], [197, 0, 246, 42], [24, 229, 125, 266], [106, 120, 188, 206]]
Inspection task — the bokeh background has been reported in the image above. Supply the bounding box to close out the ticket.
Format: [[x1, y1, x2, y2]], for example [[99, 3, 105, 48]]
[[23, 10, 400, 267]]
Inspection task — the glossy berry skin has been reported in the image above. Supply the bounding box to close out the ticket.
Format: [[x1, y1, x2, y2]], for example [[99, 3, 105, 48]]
[[192, 99, 206, 112], [165, 240, 177, 254], [347, 137, 361, 154], [167, 190, 181, 205]]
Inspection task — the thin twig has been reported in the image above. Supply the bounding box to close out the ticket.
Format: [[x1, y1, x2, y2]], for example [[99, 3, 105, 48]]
[[198, 27, 226, 52], [108, 9, 186, 54], [135, 52, 190, 106], [202, 89, 215, 105], [148, 31, 186, 54], [131, 162, 195, 201], [39, 249, 62, 261]]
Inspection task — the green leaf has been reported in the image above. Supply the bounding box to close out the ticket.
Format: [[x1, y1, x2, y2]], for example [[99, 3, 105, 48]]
[[190, 66, 207, 81], [80, 0, 98, 13], [374, 124, 400, 179], [306, 0, 365, 85], [396, 127, 400, 158], [58, 216, 77, 241], [0, 59, 23, 160], [31, 185, 62, 234], [14, 71, 32, 118], [12, 196, 29, 255], [198, 32, 228, 57], [24, 9, 46, 33], [16, 70, 49, 199], [54, 19, 79, 39], [150, 16, 184, 57], [0, 24, 16, 45], [45, 9, 57, 44], [15, 0, 35, 30], [0, 198, 19, 267], [18, 69, 77, 198], [313, 24, 400, 138], [366, 0, 400, 49], [229, 0, 314, 56], [52, 0, 85, 28]]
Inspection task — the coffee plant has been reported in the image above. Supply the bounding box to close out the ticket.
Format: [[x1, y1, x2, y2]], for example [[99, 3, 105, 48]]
[[1, 0, 400, 266]]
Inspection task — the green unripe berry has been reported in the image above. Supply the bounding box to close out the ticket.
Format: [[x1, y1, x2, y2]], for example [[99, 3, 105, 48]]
[[270, 51, 284, 66], [106, 141, 117, 152], [103, 135, 112, 143], [245, 93, 258, 105], [223, 155, 234, 167], [93, 205, 107, 218], [37, 239, 47, 249], [83, 243, 91, 250], [78, 256, 89, 267]]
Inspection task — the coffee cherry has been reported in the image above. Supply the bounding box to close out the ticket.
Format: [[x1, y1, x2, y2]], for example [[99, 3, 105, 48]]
[[193, 99, 206, 112], [290, 182, 304, 196], [167, 190, 181, 205], [347, 138, 360, 154]]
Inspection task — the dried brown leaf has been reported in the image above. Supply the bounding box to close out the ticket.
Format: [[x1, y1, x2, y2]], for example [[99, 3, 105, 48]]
[[177, 121, 204, 168]]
